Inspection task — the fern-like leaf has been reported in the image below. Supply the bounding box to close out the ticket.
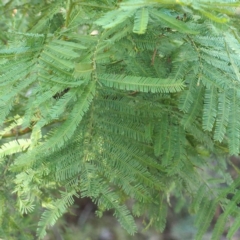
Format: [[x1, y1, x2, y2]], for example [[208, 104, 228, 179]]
[[202, 86, 217, 131], [95, 9, 136, 29], [151, 9, 199, 34], [96, 189, 137, 235], [195, 198, 217, 240], [99, 74, 185, 93], [37, 190, 78, 239], [0, 139, 31, 158], [133, 8, 149, 34], [212, 191, 240, 240], [214, 91, 230, 142], [227, 89, 240, 155], [41, 82, 95, 151]]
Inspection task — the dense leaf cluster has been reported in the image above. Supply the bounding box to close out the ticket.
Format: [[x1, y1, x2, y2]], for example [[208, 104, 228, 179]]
[[1, 0, 240, 239]]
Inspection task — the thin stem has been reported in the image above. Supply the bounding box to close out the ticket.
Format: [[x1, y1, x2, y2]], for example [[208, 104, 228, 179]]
[[65, 0, 73, 28]]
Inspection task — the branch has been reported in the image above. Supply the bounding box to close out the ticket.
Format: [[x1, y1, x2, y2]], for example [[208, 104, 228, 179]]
[[1, 127, 32, 139], [1, 119, 66, 139]]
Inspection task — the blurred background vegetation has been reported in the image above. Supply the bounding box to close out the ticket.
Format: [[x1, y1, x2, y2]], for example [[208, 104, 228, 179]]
[[42, 186, 240, 240]]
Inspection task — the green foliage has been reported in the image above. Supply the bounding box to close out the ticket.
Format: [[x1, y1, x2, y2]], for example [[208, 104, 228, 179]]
[[1, 0, 240, 239]]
